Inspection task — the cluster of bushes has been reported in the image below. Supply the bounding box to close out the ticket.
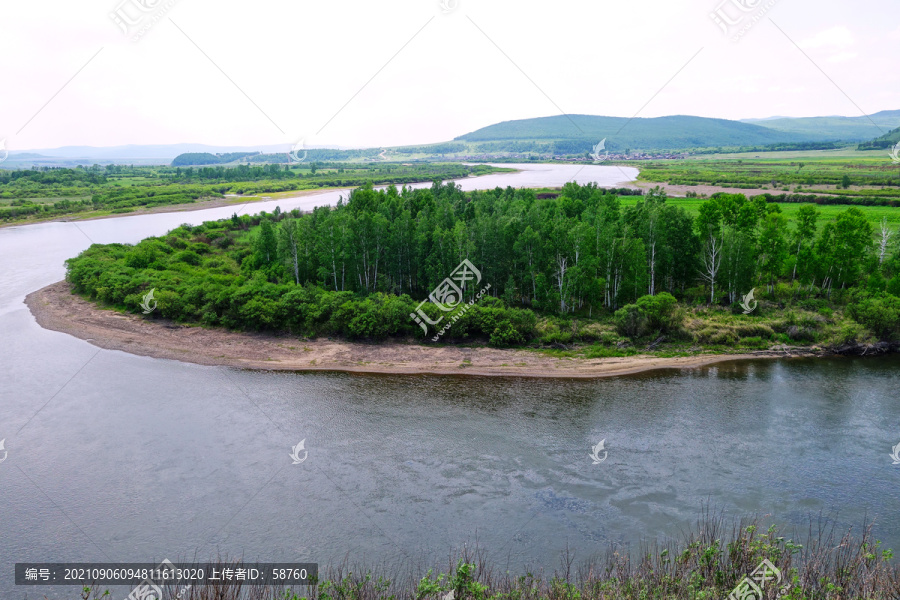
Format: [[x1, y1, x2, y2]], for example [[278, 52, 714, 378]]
[[0, 197, 95, 220], [846, 292, 900, 339], [614, 292, 680, 338], [66, 227, 537, 345]]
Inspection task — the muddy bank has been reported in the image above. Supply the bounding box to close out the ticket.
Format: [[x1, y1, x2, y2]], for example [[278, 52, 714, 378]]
[[27, 281, 819, 378]]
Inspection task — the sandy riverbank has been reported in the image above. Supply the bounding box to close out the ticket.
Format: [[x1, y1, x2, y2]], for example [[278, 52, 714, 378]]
[[26, 281, 797, 378]]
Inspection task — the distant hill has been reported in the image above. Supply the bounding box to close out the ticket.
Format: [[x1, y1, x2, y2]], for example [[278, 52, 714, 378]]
[[453, 114, 831, 153], [6, 153, 50, 159], [19, 143, 290, 161], [857, 126, 900, 150], [742, 110, 900, 142]]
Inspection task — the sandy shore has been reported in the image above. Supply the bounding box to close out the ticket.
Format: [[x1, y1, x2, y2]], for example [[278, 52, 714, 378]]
[[26, 281, 793, 378]]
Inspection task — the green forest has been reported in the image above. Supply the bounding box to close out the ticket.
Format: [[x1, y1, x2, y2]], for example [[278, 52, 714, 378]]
[[65, 181, 900, 350]]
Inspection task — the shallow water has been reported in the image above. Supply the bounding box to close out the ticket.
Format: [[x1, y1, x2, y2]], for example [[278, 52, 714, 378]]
[[2, 164, 898, 598]]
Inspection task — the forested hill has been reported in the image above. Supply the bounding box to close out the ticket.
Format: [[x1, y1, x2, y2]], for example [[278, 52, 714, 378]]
[[858, 126, 900, 150], [743, 110, 900, 142], [171, 152, 260, 166], [454, 114, 818, 152], [453, 112, 900, 153]]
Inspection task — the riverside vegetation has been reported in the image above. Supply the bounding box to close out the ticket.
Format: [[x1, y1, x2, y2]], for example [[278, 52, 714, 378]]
[[62, 179, 900, 354], [0, 163, 504, 224], [636, 155, 900, 202], [76, 514, 899, 600]]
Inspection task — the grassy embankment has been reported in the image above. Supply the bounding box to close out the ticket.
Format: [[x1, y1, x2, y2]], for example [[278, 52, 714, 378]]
[[76, 514, 899, 600]]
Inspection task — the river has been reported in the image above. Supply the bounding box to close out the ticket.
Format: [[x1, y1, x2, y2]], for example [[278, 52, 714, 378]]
[[1, 164, 898, 598]]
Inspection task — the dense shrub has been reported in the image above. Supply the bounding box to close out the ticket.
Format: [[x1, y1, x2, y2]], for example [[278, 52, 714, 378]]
[[847, 293, 900, 339], [489, 320, 526, 347], [614, 304, 648, 338], [614, 293, 680, 338], [635, 292, 680, 332]]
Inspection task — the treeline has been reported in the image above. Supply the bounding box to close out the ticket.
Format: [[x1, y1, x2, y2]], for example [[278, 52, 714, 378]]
[[393, 142, 468, 155], [66, 181, 900, 345], [691, 141, 848, 154], [170, 152, 260, 166], [165, 163, 301, 182], [0, 167, 107, 197]]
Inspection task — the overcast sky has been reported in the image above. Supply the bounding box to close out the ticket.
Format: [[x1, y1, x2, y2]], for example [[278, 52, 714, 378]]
[[1, 0, 898, 151]]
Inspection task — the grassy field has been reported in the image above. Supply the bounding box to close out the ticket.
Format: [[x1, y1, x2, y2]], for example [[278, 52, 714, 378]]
[[604, 150, 900, 226], [526, 185, 900, 227], [636, 150, 900, 192], [617, 195, 900, 227]]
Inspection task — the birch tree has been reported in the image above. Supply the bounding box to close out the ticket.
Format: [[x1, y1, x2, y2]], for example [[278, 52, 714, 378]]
[[700, 233, 723, 304]]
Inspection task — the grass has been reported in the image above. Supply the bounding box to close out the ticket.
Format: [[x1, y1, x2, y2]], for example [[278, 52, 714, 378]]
[[638, 153, 900, 187], [75, 512, 900, 600], [522, 288, 878, 359], [618, 192, 900, 228]]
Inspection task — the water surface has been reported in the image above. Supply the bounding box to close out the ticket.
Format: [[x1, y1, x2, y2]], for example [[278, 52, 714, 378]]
[[1, 164, 897, 598]]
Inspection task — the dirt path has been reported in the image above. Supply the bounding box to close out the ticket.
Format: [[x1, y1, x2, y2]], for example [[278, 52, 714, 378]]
[[26, 282, 788, 378]]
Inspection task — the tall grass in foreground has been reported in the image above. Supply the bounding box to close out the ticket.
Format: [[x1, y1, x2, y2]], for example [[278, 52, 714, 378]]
[[76, 513, 899, 600]]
